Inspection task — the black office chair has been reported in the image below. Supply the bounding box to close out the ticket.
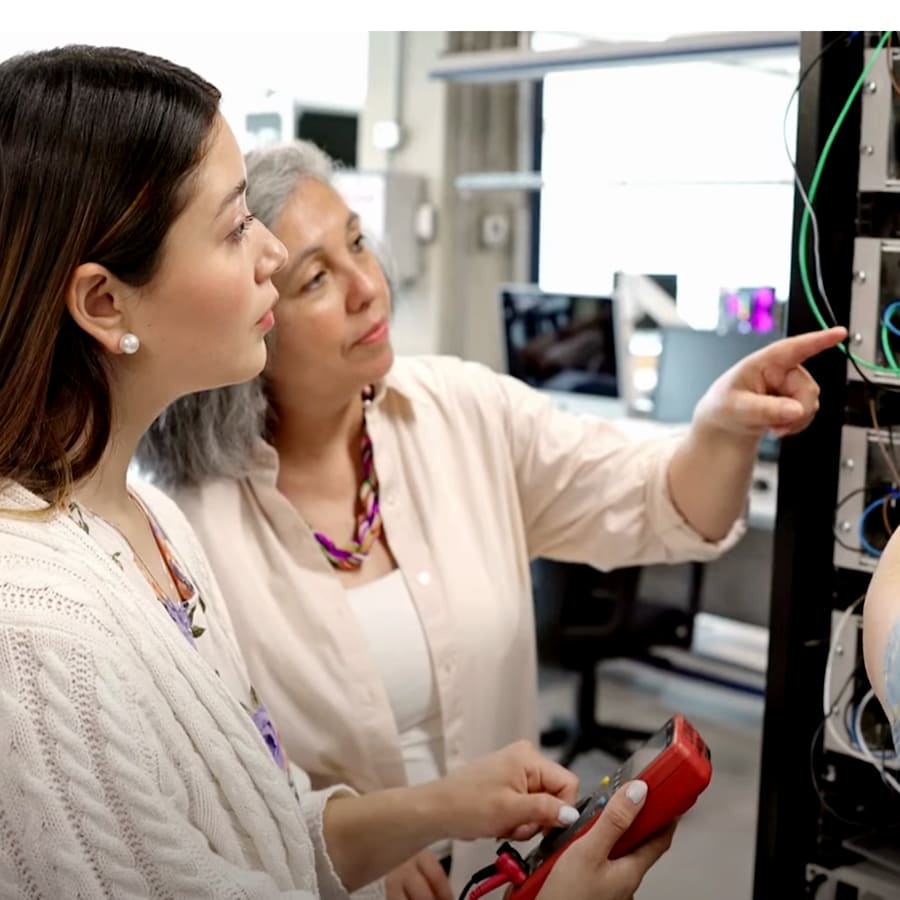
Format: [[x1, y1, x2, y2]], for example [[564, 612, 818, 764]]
[[533, 558, 703, 766]]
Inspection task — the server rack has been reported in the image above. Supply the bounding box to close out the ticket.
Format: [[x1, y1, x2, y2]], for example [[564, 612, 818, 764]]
[[754, 32, 900, 898]]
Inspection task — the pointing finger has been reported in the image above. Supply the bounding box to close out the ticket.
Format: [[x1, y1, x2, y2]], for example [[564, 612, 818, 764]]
[[754, 326, 846, 372]]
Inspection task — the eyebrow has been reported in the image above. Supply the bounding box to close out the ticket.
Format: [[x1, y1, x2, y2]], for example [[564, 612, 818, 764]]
[[215, 179, 247, 220], [282, 212, 362, 280]]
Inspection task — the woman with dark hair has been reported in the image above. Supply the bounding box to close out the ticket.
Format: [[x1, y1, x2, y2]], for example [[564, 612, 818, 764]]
[[136, 138, 845, 899], [0, 45, 672, 899]]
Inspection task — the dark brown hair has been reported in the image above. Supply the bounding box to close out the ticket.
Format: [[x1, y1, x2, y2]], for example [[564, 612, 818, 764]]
[[0, 45, 221, 505]]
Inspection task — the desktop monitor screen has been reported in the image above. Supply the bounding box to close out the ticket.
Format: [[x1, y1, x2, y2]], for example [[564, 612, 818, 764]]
[[653, 327, 775, 426], [297, 110, 358, 168], [501, 286, 618, 397]]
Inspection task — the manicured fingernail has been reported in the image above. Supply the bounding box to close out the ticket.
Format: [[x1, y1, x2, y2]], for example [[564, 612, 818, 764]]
[[626, 781, 648, 804], [557, 804, 579, 825]]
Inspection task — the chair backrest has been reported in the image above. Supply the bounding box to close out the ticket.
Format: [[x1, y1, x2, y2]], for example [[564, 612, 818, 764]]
[[532, 558, 698, 672], [533, 560, 642, 668]]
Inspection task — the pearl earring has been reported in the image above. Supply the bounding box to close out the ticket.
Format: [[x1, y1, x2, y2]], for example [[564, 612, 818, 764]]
[[119, 333, 140, 355]]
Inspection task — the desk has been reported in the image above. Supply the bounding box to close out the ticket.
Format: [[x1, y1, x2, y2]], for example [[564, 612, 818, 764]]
[[542, 390, 777, 532]]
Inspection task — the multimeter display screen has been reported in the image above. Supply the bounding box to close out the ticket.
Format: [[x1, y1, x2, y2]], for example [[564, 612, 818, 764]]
[[617, 722, 671, 782]]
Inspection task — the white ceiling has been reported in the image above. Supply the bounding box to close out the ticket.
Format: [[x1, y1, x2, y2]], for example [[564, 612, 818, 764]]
[[530, 31, 799, 77]]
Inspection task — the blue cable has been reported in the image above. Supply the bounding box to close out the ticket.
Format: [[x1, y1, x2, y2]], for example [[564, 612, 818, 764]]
[[882, 301, 900, 338], [846, 703, 859, 747], [858, 490, 900, 558]]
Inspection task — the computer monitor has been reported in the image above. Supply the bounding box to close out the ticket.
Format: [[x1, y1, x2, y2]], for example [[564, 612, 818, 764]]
[[500, 285, 619, 397], [296, 109, 358, 168], [719, 286, 783, 335], [653, 328, 777, 455]]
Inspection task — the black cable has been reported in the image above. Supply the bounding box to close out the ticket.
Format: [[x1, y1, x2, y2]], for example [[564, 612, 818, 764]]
[[832, 530, 863, 554], [888, 414, 899, 470], [832, 485, 869, 553], [835, 485, 868, 510], [787, 31, 858, 328], [879, 394, 900, 501], [810, 662, 876, 827], [832, 481, 900, 554], [457, 876, 479, 900], [457, 862, 499, 900], [843, 692, 856, 737], [812, 654, 900, 828], [868, 326, 900, 397], [870, 387, 900, 481], [786, 31, 900, 395]]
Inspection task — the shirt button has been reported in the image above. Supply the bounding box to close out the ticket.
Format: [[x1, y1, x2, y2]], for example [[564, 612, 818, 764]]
[[417, 570, 431, 586], [385, 494, 397, 507]]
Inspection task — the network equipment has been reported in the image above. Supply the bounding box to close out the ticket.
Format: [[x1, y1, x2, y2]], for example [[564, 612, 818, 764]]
[[847, 237, 900, 386], [833, 424, 900, 572], [822, 609, 897, 773], [754, 32, 900, 900]]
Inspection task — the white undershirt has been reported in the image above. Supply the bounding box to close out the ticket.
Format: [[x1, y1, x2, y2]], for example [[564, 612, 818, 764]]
[[345, 568, 448, 797]]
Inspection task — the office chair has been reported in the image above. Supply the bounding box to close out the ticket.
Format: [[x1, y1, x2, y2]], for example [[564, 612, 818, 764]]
[[533, 558, 703, 766]]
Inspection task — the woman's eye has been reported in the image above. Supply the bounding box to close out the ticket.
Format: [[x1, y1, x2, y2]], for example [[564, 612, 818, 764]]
[[351, 234, 365, 252], [304, 271, 326, 291], [230, 214, 255, 242]]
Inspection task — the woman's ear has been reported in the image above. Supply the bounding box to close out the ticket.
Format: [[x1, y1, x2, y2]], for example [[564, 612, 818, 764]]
[[65, 262, 134, 354]]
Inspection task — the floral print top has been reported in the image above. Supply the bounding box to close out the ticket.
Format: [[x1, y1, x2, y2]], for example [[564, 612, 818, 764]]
[[885, 621, 900, 754], [68, 494, 288, 773]]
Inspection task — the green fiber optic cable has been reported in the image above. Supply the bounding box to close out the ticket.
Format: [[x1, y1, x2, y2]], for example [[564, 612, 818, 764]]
[[798, 30, 896, 372], [882, 311, 900, 372]]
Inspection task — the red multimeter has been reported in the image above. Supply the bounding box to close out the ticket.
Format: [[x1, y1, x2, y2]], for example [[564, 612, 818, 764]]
[[507, 714, 712, 900]]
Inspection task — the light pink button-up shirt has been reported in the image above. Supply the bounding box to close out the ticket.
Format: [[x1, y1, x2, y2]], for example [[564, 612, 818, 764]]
[[167, 355, 744, 890]]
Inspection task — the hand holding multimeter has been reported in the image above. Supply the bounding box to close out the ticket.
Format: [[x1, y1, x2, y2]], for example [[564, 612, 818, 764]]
[[459, 715, 712, 900]]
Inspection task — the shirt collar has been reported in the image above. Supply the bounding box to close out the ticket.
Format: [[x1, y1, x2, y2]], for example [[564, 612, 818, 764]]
[[246, 363, 413, 481], [372, 363, 413, 406]]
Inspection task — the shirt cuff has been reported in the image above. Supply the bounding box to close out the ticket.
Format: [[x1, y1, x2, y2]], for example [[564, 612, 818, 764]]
[[645, 436, 747, 562], [297, 776, 386, 900]]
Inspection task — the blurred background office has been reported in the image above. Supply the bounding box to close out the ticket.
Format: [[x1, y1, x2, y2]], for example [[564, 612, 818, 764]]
[[0, 30, 852, 898]]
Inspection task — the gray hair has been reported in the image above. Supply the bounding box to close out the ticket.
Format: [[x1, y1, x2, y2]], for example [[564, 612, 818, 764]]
[[135, 140, 337, 490], [245, 139, 336, 231]]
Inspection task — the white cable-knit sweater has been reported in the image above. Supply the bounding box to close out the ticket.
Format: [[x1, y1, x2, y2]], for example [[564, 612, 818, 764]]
[[0, 480, 384, 900]]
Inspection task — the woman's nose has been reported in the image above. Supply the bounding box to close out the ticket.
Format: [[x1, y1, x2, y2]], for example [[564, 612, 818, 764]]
[[260, 226, 288, 280], [346, 265, 378, 311]]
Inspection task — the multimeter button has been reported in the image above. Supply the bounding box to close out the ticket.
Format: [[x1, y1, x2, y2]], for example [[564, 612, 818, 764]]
[[600, 776, 610, 787], [597, 796, 608, 808]]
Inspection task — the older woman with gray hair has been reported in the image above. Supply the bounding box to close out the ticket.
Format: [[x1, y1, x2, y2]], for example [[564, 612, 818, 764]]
[[136, 139, 842, 899]]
